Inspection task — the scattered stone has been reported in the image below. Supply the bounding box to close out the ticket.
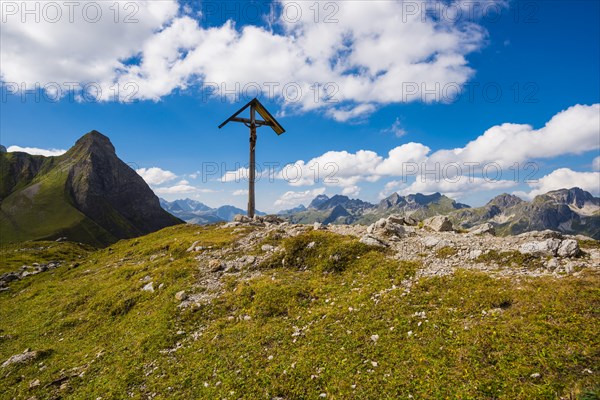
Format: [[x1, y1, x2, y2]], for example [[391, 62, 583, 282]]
[[2, 350, 40, 368], [421, 237, 440, 248], [186, 241, 200, 252], [423, 216, 453, 232], [313, 222, 325, 230], [29, 379, 40, 388], [360, 234, 388, 247], [557, 239, 580, 257], [261, 244, 275, 252], [370, 334, 379, 342], [530, 372, 541, 379], [306, 241, 316, 249], [142, 282, 154, 292], [208, 259, 223, 272], [545, 258, 560, 270], [468, 249, 483, 260], [468, 223, 496, 236]]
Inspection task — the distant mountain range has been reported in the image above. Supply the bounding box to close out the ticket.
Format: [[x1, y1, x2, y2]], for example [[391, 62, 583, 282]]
[[0, 131, 182, 246], [449, 188, 600, 238], [276, 189, 599, 239], [159, 198, 265, 224], [284, 192, 469, 225]]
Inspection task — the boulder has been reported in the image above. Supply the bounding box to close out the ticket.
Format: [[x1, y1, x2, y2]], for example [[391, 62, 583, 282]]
[[263, 215, 285, 224], [233, 214, 251, 223], [557, 239, 580, 257], [517, 230, 563, 240], [386, 214, 418, 226], [467, 223, 496, 236], [519, 238, 562, 256], [423, 215, 453, 232], [387, 215, 406, 225], [359, 234, 388, 247], [367, 217, 405, 237], [404, 216, 419, 226], [2, 350, 40, 368]]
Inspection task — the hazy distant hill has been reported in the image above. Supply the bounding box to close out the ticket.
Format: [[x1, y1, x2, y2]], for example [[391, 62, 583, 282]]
[[0, 131, 182, 246], [160, 198, 265, 224]]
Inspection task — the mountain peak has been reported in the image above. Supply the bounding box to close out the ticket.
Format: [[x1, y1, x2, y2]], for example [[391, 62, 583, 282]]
[[69, 130, 115, 156], [541, 187, 598, 208], [486, 193, 524, 209], [308, 194, 330, 209]]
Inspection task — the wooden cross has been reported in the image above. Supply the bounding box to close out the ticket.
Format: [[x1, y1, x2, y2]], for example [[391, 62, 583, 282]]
[[218, 98, 285, 218]]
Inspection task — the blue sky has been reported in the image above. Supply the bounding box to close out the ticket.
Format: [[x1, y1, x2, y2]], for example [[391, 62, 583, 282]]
[[1, 0, 599, 212]]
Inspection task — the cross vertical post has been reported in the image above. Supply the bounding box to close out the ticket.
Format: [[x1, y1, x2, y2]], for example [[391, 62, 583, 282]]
[[248, 104, 257, 218]]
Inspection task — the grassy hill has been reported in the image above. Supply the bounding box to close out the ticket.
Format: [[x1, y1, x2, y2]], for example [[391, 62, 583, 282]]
[[1, 225, 598, 399]]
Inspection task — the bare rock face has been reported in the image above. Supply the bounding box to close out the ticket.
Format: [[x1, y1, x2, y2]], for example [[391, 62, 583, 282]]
[[423, 215, 453, 232]]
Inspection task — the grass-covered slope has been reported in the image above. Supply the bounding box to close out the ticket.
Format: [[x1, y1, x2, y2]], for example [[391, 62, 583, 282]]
[[0, 225, 598, 399], [0, 155, 117, 247]]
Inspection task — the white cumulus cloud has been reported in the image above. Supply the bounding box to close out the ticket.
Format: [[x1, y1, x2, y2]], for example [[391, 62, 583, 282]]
[[7, 145, 66, 156], [592, 156, 600, 171], [136, 167, 177, 185], [274, 188, 326, 209], [518, 168, 600, 199], [1, 0, 506, 119]]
